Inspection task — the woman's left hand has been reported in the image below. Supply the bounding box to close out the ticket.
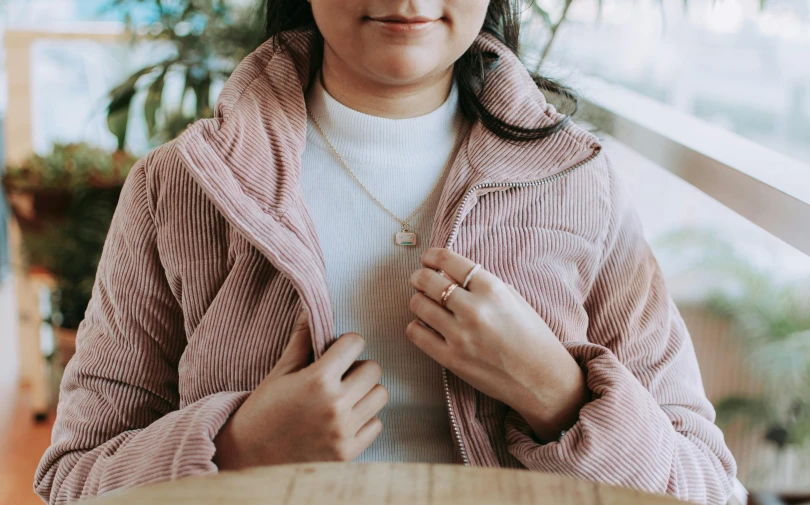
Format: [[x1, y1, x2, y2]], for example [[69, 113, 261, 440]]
[[408, 247, 589, 443]]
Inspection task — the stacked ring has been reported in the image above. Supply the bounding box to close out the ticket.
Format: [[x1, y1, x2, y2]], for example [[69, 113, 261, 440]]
[[463, 264, 482, 289], [440, 283, 458, 308]]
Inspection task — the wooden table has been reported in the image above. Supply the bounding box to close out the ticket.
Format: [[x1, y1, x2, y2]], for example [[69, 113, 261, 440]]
[[79, 462, 686, 505]]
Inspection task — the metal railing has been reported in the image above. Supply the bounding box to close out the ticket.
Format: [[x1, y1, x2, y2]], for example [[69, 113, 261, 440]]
[[575, 77, 810, 505], [577, 76, 810, 257]]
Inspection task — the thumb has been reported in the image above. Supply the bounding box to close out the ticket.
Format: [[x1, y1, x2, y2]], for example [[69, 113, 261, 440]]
[[271, 306, 314, 376]]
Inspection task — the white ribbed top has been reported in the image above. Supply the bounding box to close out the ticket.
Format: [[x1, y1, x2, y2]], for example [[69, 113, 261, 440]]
[[300, 72, 465, 462]]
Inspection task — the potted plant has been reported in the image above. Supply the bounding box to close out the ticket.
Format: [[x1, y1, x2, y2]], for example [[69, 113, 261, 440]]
[[2, 143, 135, 235], [2, 143, 137, 367], [658, 228, 810, 487]]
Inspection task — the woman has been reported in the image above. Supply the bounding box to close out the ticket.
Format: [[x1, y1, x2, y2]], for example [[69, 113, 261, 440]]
[[36, 1, 737, 504]]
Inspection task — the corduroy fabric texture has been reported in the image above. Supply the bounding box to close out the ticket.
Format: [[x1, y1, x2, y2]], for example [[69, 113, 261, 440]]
[[35, 27, 736, 505]]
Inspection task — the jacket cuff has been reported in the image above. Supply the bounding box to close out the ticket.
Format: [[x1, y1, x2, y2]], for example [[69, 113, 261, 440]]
[[89, 391, 250, 497], [504, 342, 677, 489]]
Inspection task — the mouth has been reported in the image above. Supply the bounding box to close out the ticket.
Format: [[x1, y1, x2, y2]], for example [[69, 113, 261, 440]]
[[366, 14, 442, 34], [371, 15, 437, 23]]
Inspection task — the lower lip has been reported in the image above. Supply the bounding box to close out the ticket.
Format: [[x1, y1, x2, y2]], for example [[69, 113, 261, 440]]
[[369, 19, 438, 34]]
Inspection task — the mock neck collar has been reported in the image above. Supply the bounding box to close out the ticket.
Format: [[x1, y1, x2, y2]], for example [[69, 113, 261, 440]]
[[305, 70, 464, 167]]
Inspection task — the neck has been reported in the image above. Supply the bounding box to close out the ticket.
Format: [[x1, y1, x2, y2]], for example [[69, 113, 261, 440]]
[[320, 44, 455, 119], [305, 69, 463, 167]]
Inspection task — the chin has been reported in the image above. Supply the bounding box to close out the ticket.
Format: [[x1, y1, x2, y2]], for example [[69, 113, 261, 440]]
[[366, 52, 444, 85]]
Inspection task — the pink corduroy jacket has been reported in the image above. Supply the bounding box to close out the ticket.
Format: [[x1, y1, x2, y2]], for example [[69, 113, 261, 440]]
[[35, 27, 736, 505]]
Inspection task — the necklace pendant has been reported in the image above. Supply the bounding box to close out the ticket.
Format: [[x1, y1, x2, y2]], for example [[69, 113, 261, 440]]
[[395, 231, 418, 246]]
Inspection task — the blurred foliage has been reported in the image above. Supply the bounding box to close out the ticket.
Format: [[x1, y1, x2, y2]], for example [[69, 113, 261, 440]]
[[104, 0, 267, 147], [2, 143, 136, 192], [658, 228, 810, 451], [24, 187, 122, 330], [1, 144, 134, 330]]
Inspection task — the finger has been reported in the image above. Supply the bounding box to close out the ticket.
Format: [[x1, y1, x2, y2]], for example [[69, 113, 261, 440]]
[[353, 416, 383, 453], [409, 267, 473, 313], [420, 248, 494, 292], [342, 360, 383, 404], [314, 332, 366, 379], [350, 383, 389, 432], [409, 292, 458, 338], [405, 319, 451, 366], [504, 282, 523, 299], [272, 307, 314, 376]]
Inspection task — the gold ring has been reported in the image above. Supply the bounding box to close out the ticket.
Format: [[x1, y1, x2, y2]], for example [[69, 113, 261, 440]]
[[440, 283, 459, 308]]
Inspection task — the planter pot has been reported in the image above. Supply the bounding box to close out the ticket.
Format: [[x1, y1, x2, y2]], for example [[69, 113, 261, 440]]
[[53, 326, 78, 368], [5, 188, 73, 233]]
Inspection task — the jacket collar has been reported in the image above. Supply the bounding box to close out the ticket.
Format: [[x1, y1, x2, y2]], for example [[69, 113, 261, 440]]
[[172, 26, 601, 356], [176, 26, 600, 219]]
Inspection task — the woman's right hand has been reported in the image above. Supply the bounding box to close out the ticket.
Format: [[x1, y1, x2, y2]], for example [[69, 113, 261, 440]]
[[213, 308, 388, 470]]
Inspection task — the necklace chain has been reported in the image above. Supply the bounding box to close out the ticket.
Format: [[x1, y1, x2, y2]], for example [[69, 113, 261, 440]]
[[306, 105, 461, 233]]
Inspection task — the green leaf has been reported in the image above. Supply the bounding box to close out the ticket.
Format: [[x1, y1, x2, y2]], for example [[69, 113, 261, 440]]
[[163, 111, 197, 141], [192, 74, 212, 118], [144, 66, 168, 138], [180, 66, 192, 115], [749, 330, 810, 389], [786, 412, 810, 447], [106, 107, 130, 152], [106, 65, 157, 150], [107, 65, 155, 113], [715, 396, 777, 429]]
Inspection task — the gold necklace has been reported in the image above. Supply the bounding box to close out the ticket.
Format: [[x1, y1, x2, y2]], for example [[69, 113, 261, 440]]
[[306, 105, 462, 247]]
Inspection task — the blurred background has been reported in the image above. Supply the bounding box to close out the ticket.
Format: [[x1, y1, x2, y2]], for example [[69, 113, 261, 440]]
[[0, 1, 808, 504]]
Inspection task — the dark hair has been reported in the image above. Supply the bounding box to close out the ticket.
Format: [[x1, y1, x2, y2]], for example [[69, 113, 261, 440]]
[[264, 0, 577, 142]]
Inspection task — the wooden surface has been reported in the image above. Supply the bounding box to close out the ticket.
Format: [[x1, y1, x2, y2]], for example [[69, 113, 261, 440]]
[[79, 462, 685, 505]]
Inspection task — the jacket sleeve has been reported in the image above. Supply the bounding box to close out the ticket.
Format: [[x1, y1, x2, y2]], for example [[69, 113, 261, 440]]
[[34, 156, 250, 505], [503, 157, 737, 505]]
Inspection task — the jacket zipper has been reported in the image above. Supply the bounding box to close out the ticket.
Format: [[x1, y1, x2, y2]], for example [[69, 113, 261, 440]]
[[440, 147, 602, 467]]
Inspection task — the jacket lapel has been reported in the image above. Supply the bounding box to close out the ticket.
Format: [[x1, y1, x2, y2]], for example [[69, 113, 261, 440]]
[[173, 29, 338, 357]]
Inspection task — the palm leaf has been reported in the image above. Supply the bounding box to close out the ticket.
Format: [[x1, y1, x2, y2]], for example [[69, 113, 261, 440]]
[[748, 330, 810, 389], [191, 74, 212, 118], [144, 66, 168, 138], [106, 107, 130, 151], [106, 65, 157, 150], [715, 396, 777, 429]]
